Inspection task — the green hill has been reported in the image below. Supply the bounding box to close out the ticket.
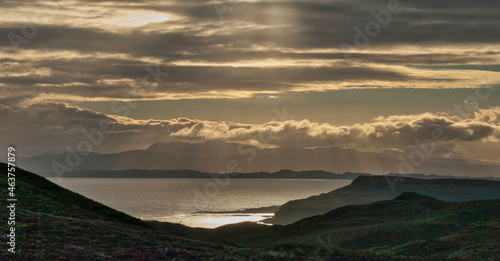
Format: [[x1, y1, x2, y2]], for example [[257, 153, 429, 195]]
[[0, 163, 287, 260], [268, 175, 500, 224], [1, 163, 499, 260], [202, 192, 500, 260]]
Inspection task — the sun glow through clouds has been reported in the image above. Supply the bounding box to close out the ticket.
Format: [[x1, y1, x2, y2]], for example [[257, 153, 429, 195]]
[[112, 11, 169, 27]]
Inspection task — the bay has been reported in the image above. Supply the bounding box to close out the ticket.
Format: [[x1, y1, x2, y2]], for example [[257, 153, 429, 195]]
[[47, 178, 351, 228]]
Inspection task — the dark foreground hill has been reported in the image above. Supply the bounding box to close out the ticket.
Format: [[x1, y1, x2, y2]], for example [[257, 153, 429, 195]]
[[194, 192, 499, 260], [268, 175, 500, 224], [0, 163, 291, 260], [1, 163, 499, 260]]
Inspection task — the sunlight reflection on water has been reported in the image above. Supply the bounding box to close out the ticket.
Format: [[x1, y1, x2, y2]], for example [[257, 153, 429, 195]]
[[48, 178, 351, 228]]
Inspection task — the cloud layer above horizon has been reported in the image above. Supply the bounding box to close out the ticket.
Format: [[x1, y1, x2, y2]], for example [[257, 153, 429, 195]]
[[2, 102, 499, 163]]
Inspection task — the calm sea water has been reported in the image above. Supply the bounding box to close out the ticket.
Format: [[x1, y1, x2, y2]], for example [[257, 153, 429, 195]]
[[47, 178, 351, 228]]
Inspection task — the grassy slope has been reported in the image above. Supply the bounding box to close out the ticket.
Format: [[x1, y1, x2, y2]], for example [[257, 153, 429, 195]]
[[0, 163, 292, 260], [207, 193, 500, 260], [1, 163, 499, 260], [269, 176, 500, 224]]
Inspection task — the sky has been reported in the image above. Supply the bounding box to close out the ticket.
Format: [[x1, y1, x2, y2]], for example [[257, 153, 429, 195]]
[[1, 0, 499, 166]]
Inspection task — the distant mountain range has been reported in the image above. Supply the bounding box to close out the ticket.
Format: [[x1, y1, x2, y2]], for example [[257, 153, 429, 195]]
[[18, 141, 500, 177], [37, 168, 373, 179], [30, 168, 500, 183]]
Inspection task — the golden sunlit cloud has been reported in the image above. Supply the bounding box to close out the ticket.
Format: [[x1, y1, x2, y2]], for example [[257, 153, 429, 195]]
[[103, 10, 169, 27], [0, 2, 172, 31]]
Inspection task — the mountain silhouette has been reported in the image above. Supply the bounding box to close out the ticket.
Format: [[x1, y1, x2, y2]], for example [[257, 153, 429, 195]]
[[19, 141, 500, 177]]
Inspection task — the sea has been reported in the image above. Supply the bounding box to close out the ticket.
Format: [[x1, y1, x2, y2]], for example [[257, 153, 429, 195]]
[[47, 178, 351, 228]]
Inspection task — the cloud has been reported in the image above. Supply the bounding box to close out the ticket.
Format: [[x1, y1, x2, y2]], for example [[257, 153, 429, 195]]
[[2, 102, 499, 159], [0, 102, 201, 135], [0, 0, 499, 102], [474, 107, 500, 125], [1, 0, 499, 162], [168, 111, 500, 148]]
